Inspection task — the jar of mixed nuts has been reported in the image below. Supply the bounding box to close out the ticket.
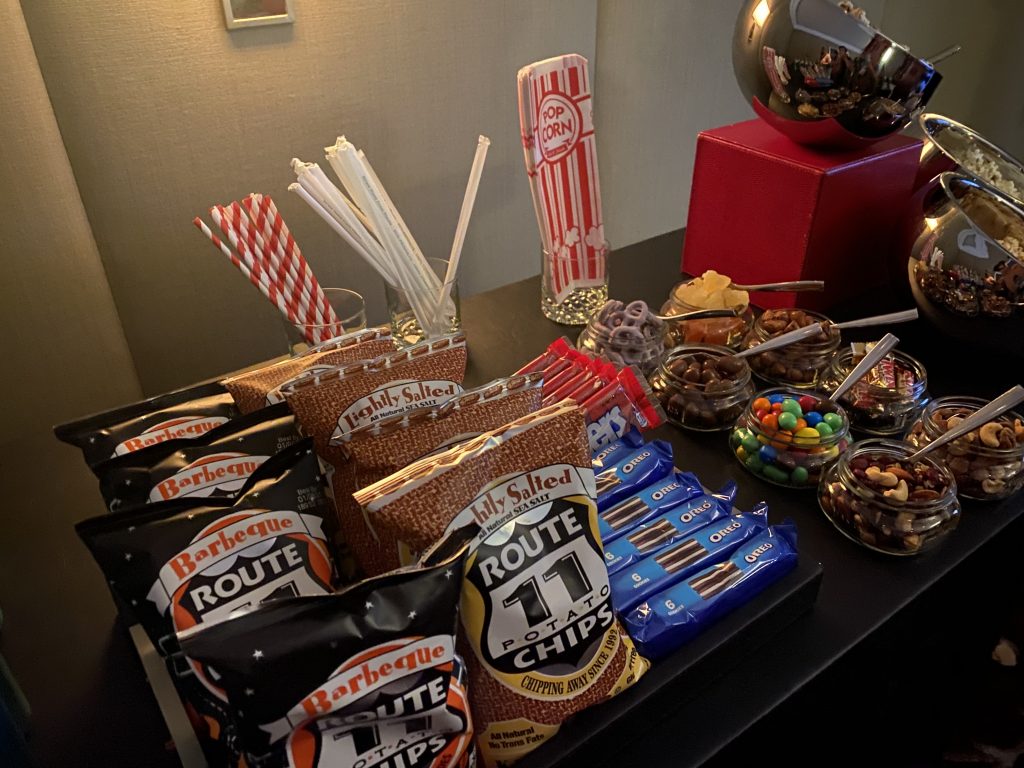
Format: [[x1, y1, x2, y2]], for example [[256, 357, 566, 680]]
[[649, 344, 754, 431], [905, 396, 1024, 501], [820, 347, 929, 436], [740, 309, 841, 389], [819, 439, 960, 555]]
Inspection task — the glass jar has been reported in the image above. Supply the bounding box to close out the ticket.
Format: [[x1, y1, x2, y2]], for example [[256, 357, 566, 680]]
[[660, 278, 754, 349], [820, 348, 929, 436], [740, 309, 841, 389], [729, 387, 850, 488], [819, 439, 961, 556], [577, 309, 667, 376], [649, 344, 754, 431], [905, 396, 1024, 501], [541, 247, 609, 326]]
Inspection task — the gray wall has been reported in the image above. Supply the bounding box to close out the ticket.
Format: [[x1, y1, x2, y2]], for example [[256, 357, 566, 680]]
[[20, 0, 597, 394], [7, 0, 1024, 420], [1, 0, 140, 446]]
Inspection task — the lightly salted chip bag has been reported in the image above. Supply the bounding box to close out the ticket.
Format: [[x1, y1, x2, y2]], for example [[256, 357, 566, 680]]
[[355, 400, 648, 766], [282, 333, 468, 572], [332, 373, 544, 576], [178, 529, 477, 768], [222, 326, 395, 413]]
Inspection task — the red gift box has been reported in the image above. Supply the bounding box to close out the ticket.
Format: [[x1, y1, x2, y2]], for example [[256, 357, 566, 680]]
[[681, 119, 922, 311]]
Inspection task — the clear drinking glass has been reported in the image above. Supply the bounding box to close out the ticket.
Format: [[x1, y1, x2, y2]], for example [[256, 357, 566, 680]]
[[384, 257, 461, 348], [540, 246, 609, 326], [283, 287, 367, 355]]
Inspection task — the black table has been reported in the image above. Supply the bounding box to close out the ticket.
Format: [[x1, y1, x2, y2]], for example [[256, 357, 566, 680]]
[[2, 230, 1021, 767]]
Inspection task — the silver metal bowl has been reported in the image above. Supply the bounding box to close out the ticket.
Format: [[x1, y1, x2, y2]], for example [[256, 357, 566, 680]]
[[917, 114, 1024, 205], [733, 0, 941, 148], [906, 172, 1024, 353]]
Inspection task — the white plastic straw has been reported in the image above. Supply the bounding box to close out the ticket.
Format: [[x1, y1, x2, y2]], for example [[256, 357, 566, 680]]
[[434, 135, 490, 326]]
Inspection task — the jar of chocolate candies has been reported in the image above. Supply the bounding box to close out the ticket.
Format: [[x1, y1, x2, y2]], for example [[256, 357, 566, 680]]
[[577, 299, 667, 375], [649, 344, 754, 431], [660, 275, 754, 349], [819, 439, 960, 555], [740, 309, 841, 389], [905, 397, 1024, 501], [729, 388, 850, 488], [820, 348, 929, 436]]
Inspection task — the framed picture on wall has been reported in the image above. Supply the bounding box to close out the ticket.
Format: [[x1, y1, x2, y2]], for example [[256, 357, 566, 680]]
[[222, 0, 295, 30]]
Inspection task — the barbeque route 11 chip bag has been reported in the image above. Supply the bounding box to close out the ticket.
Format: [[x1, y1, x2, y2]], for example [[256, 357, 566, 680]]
[[282, 333, 468, 571], [178, 531, 476, 768], [332, 373, 544, 577], [222, 327, 395, 414], [355, 401, 649, 766], [76, 438, 339, 658], [55, 380, 241, 469], [94, 402, 300, 511]]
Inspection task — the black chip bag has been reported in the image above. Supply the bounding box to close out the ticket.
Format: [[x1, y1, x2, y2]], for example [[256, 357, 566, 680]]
[[76, 439, 339, 656], [94, 402, 300, 511], [55, 380, 240, 469], [178, 533, 475, 768]]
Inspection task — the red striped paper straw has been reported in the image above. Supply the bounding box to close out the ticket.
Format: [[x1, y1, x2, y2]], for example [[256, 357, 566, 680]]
[[218, 201, 338, 339], [192, 216, 306, 338]]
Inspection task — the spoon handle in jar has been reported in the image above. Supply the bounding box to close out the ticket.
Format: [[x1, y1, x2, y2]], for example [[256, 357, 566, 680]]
[[834, 308, 918, 330], [653, 308, 740, 322], [733, 322, 824, 359], [731, 280, 825, 292], [907, 385, 1024, 462], [829, 333, 900, 402]]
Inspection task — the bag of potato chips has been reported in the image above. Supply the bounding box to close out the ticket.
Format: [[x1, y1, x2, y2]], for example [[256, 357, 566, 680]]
[[355, 401, 648, 766]]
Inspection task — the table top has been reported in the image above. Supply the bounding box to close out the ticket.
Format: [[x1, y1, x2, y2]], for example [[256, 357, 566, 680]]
[[2, 229, 1021, 768]]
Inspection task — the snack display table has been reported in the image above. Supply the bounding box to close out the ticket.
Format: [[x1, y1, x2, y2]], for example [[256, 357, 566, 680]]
[[2, 229, 1022, 768]]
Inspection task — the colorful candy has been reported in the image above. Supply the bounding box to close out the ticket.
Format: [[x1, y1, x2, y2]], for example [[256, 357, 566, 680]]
[[729, 389, 850, 488]]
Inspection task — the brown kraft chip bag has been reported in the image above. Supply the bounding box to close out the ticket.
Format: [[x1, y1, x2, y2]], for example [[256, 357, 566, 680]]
[[354, 401, 649, 766], [282, 333, 468, 566], [334, 372, 544, 576], [222, 326, 395, 414]]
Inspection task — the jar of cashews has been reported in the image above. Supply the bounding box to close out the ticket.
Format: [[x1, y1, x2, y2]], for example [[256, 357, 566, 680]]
[[577, 299, 668, 375]]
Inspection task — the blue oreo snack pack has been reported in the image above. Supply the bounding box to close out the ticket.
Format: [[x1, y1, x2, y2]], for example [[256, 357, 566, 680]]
[[602, 481, 738, 574], [597, 470, 707, 545], [594, 440, 674, 511], [623, 521, 798, 659], [591, 428, 644, 471], [611, 502, 770, 613]]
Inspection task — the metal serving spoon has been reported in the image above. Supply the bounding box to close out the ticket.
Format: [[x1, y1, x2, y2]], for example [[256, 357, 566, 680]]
[[907, 385, 1024, 461]]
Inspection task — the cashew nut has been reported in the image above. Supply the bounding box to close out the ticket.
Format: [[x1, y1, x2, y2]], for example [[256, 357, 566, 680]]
[[883, 479, 909, 502], [945, 415, 965, 430], [1014, 419, 1024, 441], [982, 478, 1005, 495], [979, 421, 1002, 449], [865, 466, 899, 487]]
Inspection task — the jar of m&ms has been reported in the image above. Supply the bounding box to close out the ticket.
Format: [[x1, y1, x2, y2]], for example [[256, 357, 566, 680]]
[[649, 344, 754, 431], [729, 388, 850, 488], [819, 439, 960, 555], [740, 309, 841, 389]]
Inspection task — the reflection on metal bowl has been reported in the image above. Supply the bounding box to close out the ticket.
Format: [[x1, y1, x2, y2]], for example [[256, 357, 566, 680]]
[[907, 172, 1024, 355], [733, 0, 941, 148], [917, 114, 1024, 204]]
